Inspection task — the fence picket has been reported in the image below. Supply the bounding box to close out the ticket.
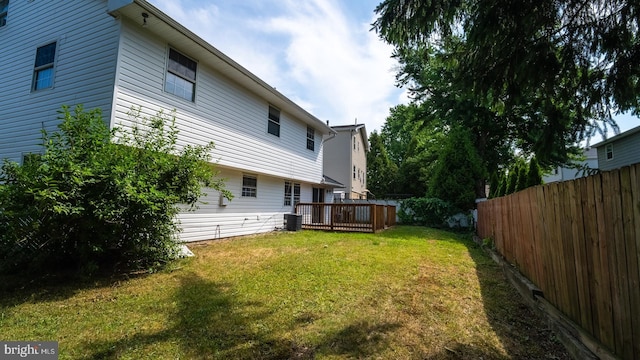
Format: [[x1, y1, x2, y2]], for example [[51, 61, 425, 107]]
[[478, 164, 640, 359]]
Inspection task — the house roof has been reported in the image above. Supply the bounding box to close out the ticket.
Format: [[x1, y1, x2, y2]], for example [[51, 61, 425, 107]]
[[321, 174, 344, 188], [107, 0, 334, 135], [591, 124, 640, 148], [330, 124, 369, 150]]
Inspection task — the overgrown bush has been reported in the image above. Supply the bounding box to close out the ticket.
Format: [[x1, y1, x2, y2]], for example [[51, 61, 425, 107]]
[[0, 105, 229, 275], [398, 197, 457, 227]]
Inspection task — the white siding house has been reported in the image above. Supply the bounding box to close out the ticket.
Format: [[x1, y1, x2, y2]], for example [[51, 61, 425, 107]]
[[0, 0, 335, 241]]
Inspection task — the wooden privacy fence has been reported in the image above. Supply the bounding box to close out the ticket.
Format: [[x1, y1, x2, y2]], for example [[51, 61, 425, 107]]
[[295, 203, 396, 232], [477, 163, 640, 360]]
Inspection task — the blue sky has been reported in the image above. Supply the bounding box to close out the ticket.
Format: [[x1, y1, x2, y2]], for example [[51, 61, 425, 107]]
[[149, 0, 638, 142]]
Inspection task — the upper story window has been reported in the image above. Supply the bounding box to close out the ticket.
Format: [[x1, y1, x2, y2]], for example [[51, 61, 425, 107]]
[[33, 42, 57, 91], [242, 175, 257, 197], [166, 48, 197, 101], [268, 105, 280, 137], [606, 144, 614, 160], [306, 126, 315, 151], [0, 0, 8, 27], [353, 165, 356, 179]]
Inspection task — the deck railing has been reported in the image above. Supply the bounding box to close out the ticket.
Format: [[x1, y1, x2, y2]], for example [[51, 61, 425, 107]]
[[294, 203, 396, 232]]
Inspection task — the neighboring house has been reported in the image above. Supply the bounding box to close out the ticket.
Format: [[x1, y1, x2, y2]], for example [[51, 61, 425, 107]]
[[323, 124, 369, 199], [0, 0, 337, 241], [543, 147, 598, 183], [592, 125, 640, 171]]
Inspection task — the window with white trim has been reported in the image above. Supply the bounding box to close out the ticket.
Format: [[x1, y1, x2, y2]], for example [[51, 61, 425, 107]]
[[165, 48, 197, 101], [268, 105, 280, 136], [293, 183, 300, 205], [284, 181, 292, 206], [33, 42, 56, 91], [606, 144, 613, 160], [306, 126, 315, 150], [242, 175, 257, 197], [0, 0, 8, 27]]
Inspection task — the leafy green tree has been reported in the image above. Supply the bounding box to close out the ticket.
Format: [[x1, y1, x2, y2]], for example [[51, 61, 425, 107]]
[[389, 43, 516, 197], [379, 103, 443, 197], [373, 0, 638, 166], [428, 126, 485, 210], [367, 131, 398, 198], [0, 105, 229, 275]]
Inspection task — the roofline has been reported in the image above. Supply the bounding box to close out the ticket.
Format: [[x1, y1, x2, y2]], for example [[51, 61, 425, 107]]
[[107, 0, 334, 135], [330, 123, 368, 150], [591, 124, 640, 148]]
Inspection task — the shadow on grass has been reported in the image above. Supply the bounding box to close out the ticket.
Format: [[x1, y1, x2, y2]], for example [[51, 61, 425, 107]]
[[0, 269, 150, 309], [85, 273, 400, 359], [460, 236, 571, 360]]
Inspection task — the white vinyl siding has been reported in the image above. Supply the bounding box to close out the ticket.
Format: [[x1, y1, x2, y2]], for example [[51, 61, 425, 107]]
[[178, 167, 315, 241], [0, 0, 119, 162], [112, 19, 324, 184]]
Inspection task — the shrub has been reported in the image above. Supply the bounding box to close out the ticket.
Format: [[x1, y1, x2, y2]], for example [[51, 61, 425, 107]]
[[398, 197, 457, 227], [0, 105, 229, 275]]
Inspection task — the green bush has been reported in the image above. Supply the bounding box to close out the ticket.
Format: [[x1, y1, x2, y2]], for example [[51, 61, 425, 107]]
[[398, 197, 457, 227], [0, 105, 229, 275]]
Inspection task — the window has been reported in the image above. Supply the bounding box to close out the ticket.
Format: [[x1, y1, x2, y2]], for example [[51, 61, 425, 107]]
[[353, 165, 356, 179], [242, 175, 257, 197], [166, 48, 197, 101], [33, 42, 56, 91], [284, 181, 292, 206], [606, 144, 614, 160], [0, 0, 8, 27], [268, 105, 280, 136], [306, 126, 315, 150], [293, 183, 300, 205], [284, 181, 300, 206]]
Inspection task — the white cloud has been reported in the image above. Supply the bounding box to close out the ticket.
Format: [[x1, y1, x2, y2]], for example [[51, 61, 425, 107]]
[[149, 0, 406, 133]]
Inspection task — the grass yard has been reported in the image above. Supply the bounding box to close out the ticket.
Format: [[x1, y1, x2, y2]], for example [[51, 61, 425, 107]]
[[0, 226, 569, 359]]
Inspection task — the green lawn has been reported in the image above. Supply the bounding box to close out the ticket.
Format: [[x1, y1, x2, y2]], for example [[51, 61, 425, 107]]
[[0, 226, 568, 359]]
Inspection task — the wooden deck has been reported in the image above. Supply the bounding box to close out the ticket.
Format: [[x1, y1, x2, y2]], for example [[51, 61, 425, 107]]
[[294, 203, 396, 233]]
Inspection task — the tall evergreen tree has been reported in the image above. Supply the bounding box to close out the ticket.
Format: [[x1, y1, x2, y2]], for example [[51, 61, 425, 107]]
[[527, 157, 544, 187], [428, 127, 485, 210], [367, 131, 398, 198]]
